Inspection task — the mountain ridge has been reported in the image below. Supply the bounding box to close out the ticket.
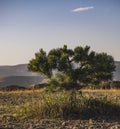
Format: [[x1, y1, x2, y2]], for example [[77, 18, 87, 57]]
[[0, 64, 44, 88], [113, 61, 120, 81], [0, 64, 39, 77], [0, 62, 119, 88]]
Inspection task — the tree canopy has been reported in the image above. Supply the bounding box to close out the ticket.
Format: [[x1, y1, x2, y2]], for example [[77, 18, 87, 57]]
[[28, 45, 115, 86]]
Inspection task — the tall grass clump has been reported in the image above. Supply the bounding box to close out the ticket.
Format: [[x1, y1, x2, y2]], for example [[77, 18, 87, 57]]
[[15, 90, 120, 120]]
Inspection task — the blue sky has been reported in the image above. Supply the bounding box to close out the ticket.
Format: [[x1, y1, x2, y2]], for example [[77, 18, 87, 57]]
[[0, 0, 120, 65]]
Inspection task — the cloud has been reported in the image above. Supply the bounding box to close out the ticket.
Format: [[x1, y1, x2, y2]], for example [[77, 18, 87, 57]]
[[72, 6, 94, 12]]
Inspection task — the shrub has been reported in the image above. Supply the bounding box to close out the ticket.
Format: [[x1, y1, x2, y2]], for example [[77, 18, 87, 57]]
[[15, 90, 120, 120]]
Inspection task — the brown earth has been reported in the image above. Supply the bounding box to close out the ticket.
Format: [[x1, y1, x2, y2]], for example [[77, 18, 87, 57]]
[[0, 118, 120, 129], [0, 89, 120, 129]]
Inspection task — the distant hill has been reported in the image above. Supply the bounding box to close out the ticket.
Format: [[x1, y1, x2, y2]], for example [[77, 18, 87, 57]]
[[113, 61, 120, 81], [0, 64, 39, 77], [0, 64, 45, 88], [0, 76, 43, 88], [0, 62, 119, 88]]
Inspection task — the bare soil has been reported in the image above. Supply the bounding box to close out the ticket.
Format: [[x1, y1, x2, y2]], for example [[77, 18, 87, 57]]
[[0, 89, 120, 129]]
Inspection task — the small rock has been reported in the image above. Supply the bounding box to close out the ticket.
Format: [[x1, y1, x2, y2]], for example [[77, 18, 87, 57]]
[[62, 122, 66, 126], [72, 127, 79, 129], [89, 119, 93, 125], [110, 125, 120, 129]]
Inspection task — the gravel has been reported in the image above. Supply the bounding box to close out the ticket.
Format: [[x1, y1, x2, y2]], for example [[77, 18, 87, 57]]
[[0, 118, 120, 129]]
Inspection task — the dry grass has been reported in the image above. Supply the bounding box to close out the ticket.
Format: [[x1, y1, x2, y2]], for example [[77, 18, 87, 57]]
[[0, 88, 45, 93], [82, 89, 120, 93], [0, 88, 120, 121]]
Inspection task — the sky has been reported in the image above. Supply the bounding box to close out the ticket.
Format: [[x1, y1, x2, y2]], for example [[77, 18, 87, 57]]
[[0, 0, 120, 65]]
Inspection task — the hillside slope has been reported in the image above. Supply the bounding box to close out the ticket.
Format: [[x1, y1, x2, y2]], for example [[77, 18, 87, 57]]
[[0, 62, 119, 88], [0, 64, 44, 88], [113, 61, 120, 81], [0, 76, 43, 88], [0, 64, 39, 77]]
